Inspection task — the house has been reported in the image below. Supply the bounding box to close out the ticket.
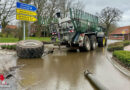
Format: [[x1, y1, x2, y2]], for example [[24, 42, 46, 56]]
[[5, 25, 17, 30], [109, 26, 130, 40], [4, 25, 17, 37]]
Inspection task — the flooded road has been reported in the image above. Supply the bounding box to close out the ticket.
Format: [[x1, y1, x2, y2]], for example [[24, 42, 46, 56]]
[[17, 40, 130, 90]]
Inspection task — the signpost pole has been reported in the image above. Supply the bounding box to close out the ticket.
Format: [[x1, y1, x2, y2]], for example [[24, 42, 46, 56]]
[[23, 21, 26, 40]]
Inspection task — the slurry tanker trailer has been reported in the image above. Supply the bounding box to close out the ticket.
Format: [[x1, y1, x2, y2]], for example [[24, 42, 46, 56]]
[[56, 8, 107, 51]]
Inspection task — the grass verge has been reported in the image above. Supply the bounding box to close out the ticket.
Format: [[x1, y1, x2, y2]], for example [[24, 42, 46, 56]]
[[0, 37, 51, 43], [0, 37, 19, 43]]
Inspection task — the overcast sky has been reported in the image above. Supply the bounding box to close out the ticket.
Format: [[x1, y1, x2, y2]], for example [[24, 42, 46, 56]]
[[83, 0, 130, 27]]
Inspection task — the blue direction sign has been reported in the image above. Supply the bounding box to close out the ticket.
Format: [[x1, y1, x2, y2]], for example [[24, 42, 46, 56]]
[[16, 2, 37, 11], [0, 25, 2, 32]]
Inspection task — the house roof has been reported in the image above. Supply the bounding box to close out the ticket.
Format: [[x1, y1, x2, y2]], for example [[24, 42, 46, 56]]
[[110, 26, 130, 35], [6, 25, 17, 29]]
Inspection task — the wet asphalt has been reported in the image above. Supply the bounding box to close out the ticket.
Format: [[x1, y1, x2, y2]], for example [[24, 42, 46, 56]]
[[16, 40, 130, 90]]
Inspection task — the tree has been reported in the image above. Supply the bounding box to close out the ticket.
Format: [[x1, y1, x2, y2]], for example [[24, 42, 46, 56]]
[[72, 0, 85, 10], [98, 7, 122, 36], [58, 0, 85, 17], [29, 0, 85, 37], [0, 0, 15, 31], [32, 0, 48, 37], [109, 23, 118, 33], [19, 0, 31, 3]]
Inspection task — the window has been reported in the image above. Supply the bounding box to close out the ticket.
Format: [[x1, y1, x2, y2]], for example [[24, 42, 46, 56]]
[[112, 34, 123, 37]]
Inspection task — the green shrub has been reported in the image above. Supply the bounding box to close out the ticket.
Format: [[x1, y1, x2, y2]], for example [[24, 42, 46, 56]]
[[1, 45, 6, 49], [108, 45, 124, 51], [108, 41, 130, 52], [107, 44, 124, 51], [11, 45, 16, 50], [7, 45, 11, 50], [0, 33, 2, 37], [8, 45, 11, 49], [113, 51, 130, 66], [1, 45, 16, 50], [1, 34, 6, 37], [123, 41, 130, 46]]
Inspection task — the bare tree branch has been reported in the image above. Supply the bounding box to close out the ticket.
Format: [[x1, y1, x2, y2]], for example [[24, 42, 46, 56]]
[[0, 0, 15, 30], [98, 7, 122, 35]]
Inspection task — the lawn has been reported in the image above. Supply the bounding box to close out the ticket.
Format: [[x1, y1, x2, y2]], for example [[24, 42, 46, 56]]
[[26, 37, 51, 42], [0, 37, 51, 43], [0, 37, 19, 43]]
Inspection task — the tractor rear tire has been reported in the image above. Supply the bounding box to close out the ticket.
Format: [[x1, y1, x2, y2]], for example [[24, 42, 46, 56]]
[[90, 35, 97, 50], [83, 35, 91, 51], [98, 37, 107, 47], [16, 40, 44, 58]]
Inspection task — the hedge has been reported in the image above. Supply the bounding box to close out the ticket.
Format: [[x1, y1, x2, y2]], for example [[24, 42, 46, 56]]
[[113, 51, 130, 67], [1, 45, 16, 50], [123, 40, 130, 46], [107, 41, 130, 52], [107, 42, 124, 51]]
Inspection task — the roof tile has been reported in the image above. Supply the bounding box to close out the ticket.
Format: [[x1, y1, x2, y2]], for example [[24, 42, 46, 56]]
[[6, 25, 17, 29], [110, 26, 130, 34]]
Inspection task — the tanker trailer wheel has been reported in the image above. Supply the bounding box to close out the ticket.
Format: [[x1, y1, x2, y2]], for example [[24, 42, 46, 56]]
[[90, 35, 97, 50], [98, 37, 107, 47], [16, 40, 44, 58], [83, 35, 91, 51]]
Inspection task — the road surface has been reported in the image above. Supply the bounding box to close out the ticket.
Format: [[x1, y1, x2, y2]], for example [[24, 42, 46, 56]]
[[17, 40, 130, 90]]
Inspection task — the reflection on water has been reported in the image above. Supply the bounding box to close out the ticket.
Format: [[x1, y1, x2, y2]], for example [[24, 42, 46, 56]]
[[17, 46, 130, 90], [17, 59, 44, 88], [17, 49, 94, 90]]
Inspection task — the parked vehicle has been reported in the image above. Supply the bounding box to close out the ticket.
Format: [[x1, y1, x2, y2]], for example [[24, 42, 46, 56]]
[[56, 8, 107, 51]]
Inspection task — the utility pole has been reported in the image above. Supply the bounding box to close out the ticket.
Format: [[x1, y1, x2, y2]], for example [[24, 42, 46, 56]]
[[23, 21, 25, 40], [28, 22, 30, 37]]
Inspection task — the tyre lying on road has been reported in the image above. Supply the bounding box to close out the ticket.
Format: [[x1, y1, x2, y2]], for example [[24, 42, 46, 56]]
[[16, 40, 44, 58]]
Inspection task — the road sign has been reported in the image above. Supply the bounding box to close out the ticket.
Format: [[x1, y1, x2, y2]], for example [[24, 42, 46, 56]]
[[16, 9, 37, 16], [16, 2, 37, 11], [0, 25, 2, 32], [16, 2, 37, 40], [16, 14, 37, 22]]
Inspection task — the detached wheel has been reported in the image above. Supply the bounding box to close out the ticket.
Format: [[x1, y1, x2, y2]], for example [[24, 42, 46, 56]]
[[90, 35, 97, 50], [16, 40, 44, 58], [98, 37, 107, 47], [83, 35, 91, 51]]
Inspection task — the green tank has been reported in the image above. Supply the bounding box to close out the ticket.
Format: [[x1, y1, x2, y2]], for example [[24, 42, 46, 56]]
[[69, 8, 99, 33]]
